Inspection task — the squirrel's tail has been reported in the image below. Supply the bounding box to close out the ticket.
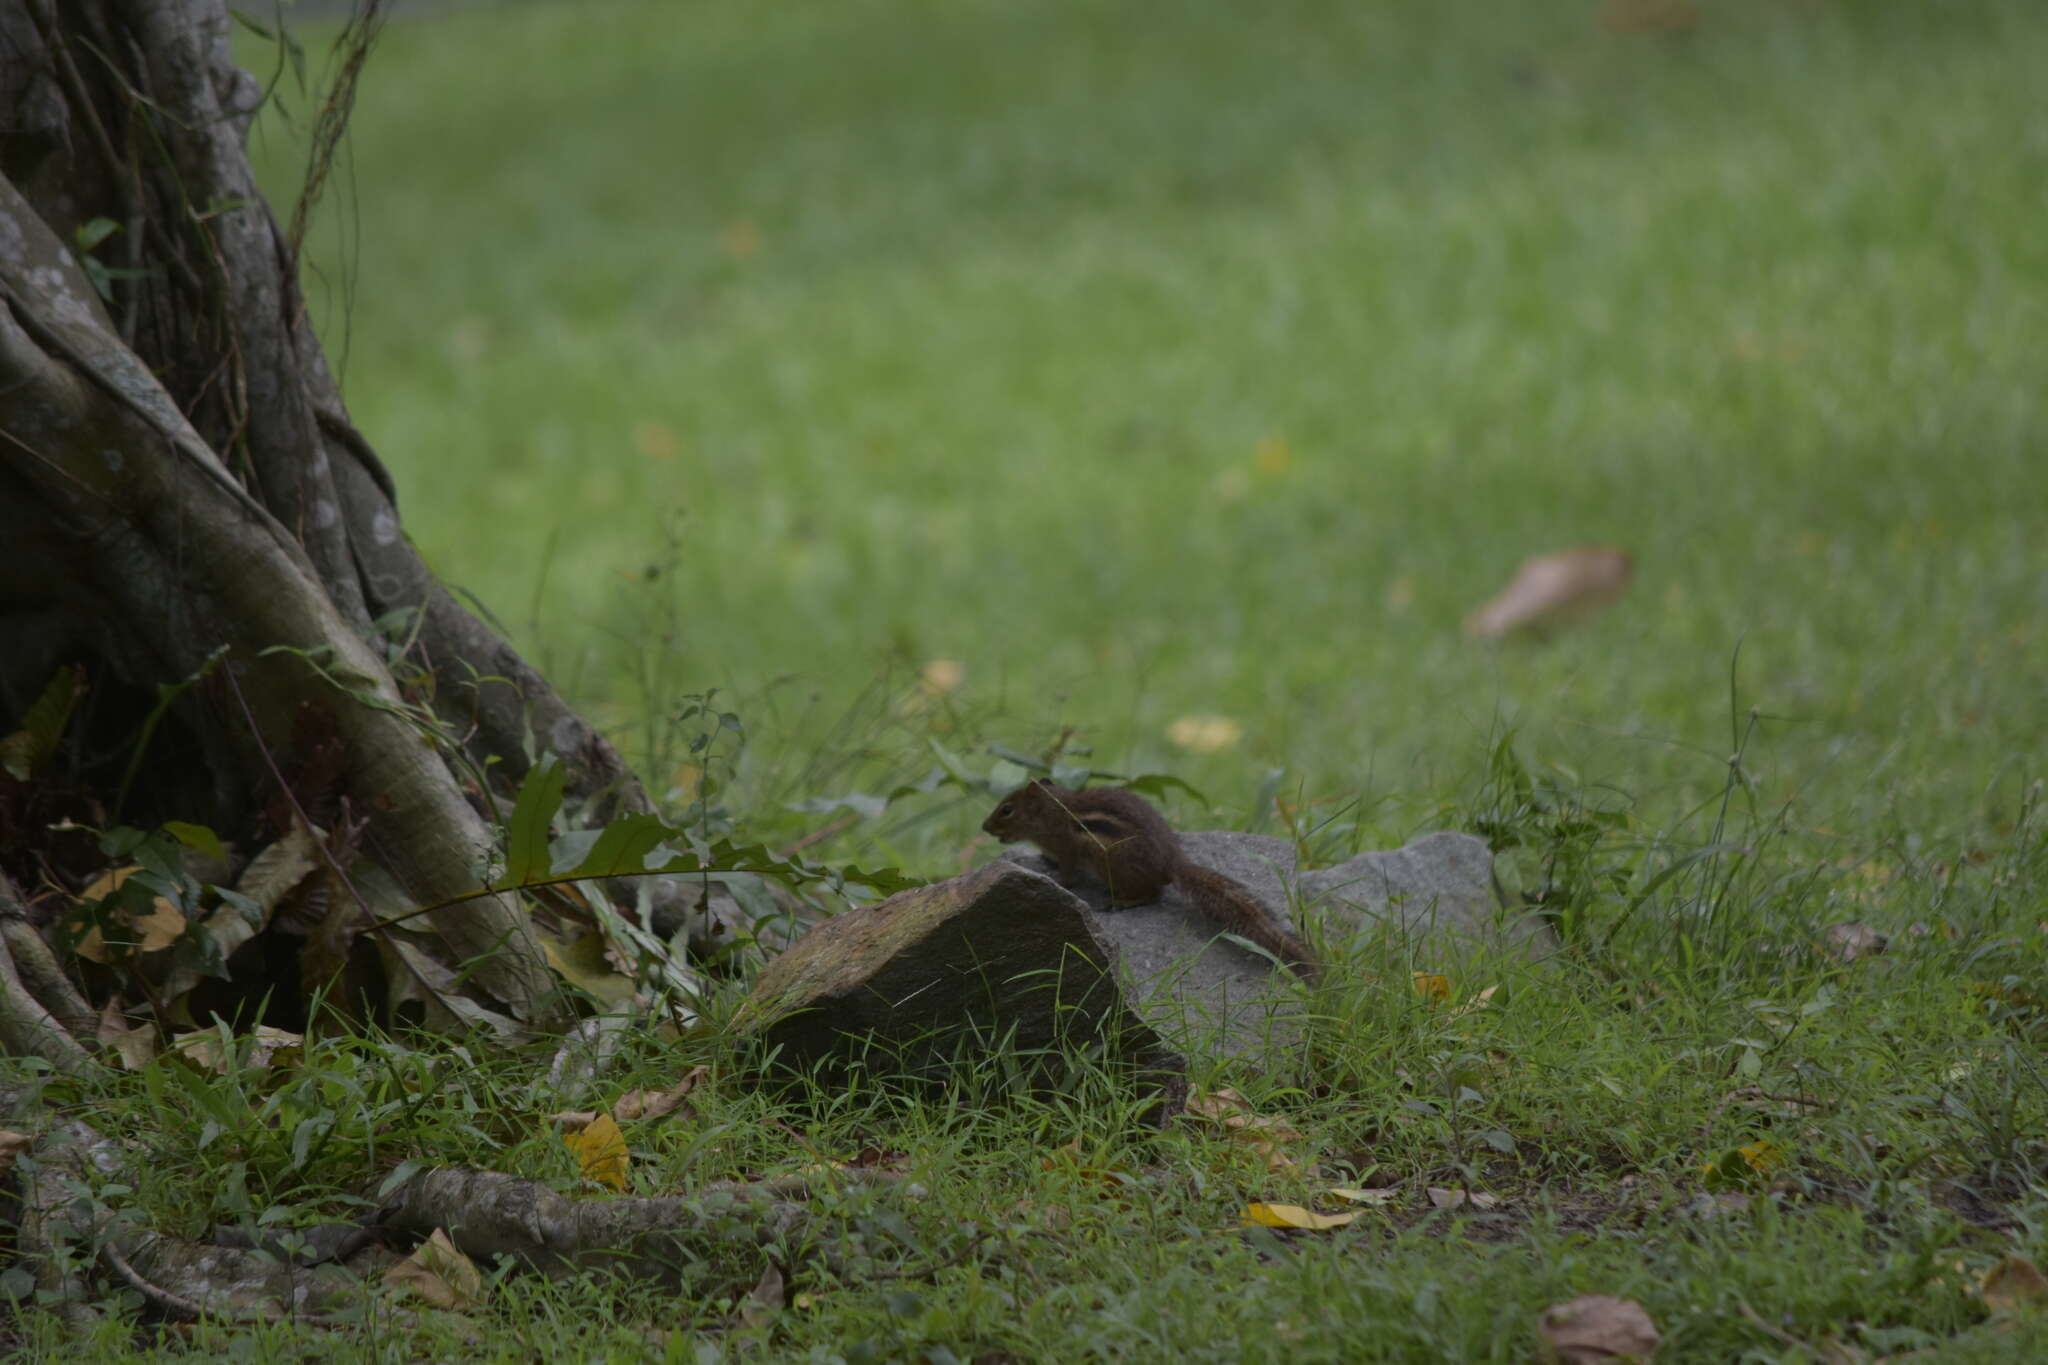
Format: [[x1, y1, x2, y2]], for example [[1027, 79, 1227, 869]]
[[1177, 865, 1322, 986]]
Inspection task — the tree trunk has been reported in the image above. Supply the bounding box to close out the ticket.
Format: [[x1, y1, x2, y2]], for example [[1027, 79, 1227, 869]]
[[0, 0, 679, 1041]]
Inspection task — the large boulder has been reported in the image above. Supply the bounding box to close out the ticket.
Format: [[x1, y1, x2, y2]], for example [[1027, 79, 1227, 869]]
[[734, 860, 1183, 1110]]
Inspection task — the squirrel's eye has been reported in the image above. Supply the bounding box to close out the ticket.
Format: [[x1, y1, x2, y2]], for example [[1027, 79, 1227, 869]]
[[997, 804, 1013, 816]]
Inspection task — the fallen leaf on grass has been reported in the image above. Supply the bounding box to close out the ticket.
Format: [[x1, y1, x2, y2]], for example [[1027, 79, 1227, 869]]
[[171, 1025, 303, 1074], [1427, 1187, 1501, 1211], [1243, 1203, 1358, 1231], [1323, 1186, 1400, 1206], [738, 1259, 785, 1328], [1702, 1139, 1785, 1190], [1412, 972, 1452, 1004], [1982, 1256, 2048, 1315], [1253, 434, 1293, 478], [1538, 1293, 1661, 1362], [0, 1130, 31, 1176], [1184, 1088, 1306, 1176], [1465, 547, 1634, 641], [1167, 714, 1243, 753], [1449, 983, 1500, 1018], [564, 1112, 630, 1192], [614, 1063, 710, 1121], [385, 1227, 483, 1310], [1820, 923, 1887, 962]]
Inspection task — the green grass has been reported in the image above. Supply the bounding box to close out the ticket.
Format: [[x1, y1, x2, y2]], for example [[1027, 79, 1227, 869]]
[[11, 0, 2043, 1358], [245, 0, 2045, 857]]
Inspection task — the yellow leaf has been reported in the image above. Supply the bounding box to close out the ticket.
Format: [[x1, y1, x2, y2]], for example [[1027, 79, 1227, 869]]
[[1737, 1139, 1784, 1175], [1702, 1138, 1786, 1189], [1243, 1202, 1357, 1231], [72, 867, 186, 963], [1166, 714, 1243, 753], [1253, 434, 1292, 478], [1412, 972, 1451, 1004], [385, 1227, 483, 1310], [538, 930, 639, 1010], [565, 1112, 631, 1192]]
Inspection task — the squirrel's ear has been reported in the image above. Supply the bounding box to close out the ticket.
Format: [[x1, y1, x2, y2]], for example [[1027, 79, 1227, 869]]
[[1029, 777, 1055, 790]]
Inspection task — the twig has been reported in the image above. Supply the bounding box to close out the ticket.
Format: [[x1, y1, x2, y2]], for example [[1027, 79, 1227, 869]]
[[777, 813, 860, 859]]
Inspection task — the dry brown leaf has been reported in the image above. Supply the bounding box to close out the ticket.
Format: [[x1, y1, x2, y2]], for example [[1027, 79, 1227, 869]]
[[615, 1064, 710, 1122], [1539, 1294, 1662, 1362], [1323, 1186, 1400, 1207], [234, 823, 322, 915], [384, 1227, 483, 1310], [565, 1112, 630, 1192], [1449, 983, 1501, 1019], [1464, 547, 1634, 640], [738, 1259, 786, 1328], [1184, 1088, 1307, 1177], [1427, 1187, 1502, 1211], [1982, 1255, 2048, 1315], [549, 1110, 602, 1132], [539, 929, 640, 1011], [96, 999, 162, 1071], [1242, 1202, 1358, 1231], [1820, 923, 1887, 963], [170, 1025, 303, 1075], [73, 867, 186, 963], [0, 1130, 32, 1176]]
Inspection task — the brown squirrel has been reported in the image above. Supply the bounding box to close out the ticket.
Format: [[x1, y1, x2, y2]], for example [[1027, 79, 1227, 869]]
[[982, 779, 1320, 984]]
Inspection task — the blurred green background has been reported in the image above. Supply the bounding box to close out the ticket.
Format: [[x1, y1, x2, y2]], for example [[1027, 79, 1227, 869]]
[[249, 0, 2046, 860]]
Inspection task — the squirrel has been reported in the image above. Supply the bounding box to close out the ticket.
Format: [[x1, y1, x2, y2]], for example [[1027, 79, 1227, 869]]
[[982, 779, 1320, 985]]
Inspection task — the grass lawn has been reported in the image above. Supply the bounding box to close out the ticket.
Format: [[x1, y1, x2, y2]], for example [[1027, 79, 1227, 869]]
[[11, 0, 2043, 1359]]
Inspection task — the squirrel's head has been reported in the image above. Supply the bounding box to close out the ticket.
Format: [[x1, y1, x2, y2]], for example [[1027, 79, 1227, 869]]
[[982, 778, 1059, 840]]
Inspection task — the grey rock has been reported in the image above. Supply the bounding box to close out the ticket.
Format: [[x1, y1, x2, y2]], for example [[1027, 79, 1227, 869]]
[[1003, 828, 1552, 1068], [1301, 831, 1557, 961], [1001, 833, 1311, 1066]]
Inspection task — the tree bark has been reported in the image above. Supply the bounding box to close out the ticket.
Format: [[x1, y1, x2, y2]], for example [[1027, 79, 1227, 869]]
[[0, 0, 681, 1033]]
